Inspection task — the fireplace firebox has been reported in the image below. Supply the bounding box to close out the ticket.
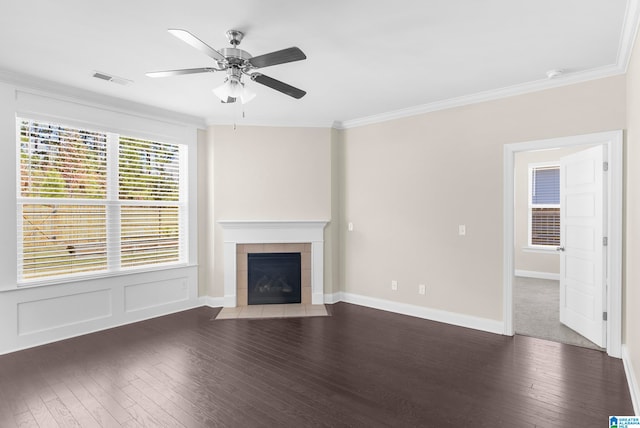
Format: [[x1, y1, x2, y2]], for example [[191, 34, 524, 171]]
[[247, 252, 302, 305]]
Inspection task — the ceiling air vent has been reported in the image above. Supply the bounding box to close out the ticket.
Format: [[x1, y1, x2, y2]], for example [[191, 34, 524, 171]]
[[92, 71, 132, 86]]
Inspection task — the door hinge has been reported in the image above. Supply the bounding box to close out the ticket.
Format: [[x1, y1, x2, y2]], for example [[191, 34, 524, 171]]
[[603, 311, 608, 321], [603, 161, 609, 172], [603, 237, 608, 246]]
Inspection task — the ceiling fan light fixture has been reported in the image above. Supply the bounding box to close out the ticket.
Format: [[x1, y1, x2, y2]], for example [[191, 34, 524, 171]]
[[213, 76, 255, 104], [240, 85, 256, 104]]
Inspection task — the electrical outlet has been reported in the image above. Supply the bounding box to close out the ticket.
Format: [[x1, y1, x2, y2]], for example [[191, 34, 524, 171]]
[[391, 280, 398, 291], [458, 225, 466, 236], [418, 284, 426, 295]]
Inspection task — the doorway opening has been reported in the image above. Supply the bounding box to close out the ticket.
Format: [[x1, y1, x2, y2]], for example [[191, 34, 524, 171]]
[[514, 146, 602, 350], [503, 131, 622, 358]]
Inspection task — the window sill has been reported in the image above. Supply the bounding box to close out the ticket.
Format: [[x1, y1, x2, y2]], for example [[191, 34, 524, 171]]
[[522, 246, 559, 254], [11, 263, 196, 291]]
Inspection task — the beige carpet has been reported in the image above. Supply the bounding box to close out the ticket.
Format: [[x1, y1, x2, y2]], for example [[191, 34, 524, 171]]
[[213, 304, 328, 320], [515, 277, 602, 350]]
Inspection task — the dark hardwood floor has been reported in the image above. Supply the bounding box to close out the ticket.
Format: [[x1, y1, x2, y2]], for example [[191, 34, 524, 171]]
[[0, 303, 633, 427]]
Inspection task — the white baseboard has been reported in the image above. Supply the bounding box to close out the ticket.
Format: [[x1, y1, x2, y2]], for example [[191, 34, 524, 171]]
[[203, 291, 502, 336], [340, 292, 504, 335], [515, 270, 560, 281], [622, 345, 640, 415], [323, 292, 343, 304], [199, 296, 225, 308]]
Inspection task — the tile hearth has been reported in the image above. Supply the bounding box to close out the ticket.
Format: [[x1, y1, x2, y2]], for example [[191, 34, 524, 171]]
[[214, 304, 328, 320]]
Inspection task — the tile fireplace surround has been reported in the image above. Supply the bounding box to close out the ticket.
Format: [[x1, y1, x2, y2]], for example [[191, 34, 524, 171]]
[[218, 221, 328, 307]]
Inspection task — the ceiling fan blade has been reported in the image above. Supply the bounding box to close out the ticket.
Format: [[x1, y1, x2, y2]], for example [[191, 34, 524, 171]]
[[251, 74, 306, 99], [168, 29, 226, 63], [248, 47, 306, 69], [146, 67, 216, 78]]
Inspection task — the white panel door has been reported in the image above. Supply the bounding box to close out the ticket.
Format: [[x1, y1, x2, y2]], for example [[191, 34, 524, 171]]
[[559, 145, 605, 347]]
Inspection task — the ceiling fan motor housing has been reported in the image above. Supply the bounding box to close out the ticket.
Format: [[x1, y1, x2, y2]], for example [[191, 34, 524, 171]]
[[218, 48, 252, 68]]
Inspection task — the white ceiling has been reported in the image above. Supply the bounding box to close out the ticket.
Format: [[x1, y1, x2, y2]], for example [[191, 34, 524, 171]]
[[0, 0, 635, 128]]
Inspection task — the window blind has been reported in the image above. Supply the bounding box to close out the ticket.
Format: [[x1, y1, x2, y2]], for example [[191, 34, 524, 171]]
[[531, 167, 560, 205], [531, 208, 560, 246], [119, 136, 180, 201], [118, 136, 182, 269], [19, 204, 107, 279], [20, 121, 107, 199], [17, 118, 186, 283], [121, 206, 180, 267], [530, 165, 560, 246]]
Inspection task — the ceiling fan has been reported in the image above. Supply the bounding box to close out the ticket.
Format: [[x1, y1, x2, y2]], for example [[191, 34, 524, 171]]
[[146, 29, 307, 104]]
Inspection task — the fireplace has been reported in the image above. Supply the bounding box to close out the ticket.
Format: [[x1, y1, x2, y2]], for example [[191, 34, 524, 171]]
[[218, 221, 328, 307], [236, 243, 311, 305], [248, 252, 301, 305]]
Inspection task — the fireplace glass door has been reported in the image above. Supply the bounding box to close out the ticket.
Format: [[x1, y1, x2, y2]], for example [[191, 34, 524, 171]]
[[247, 252, 302, 305]]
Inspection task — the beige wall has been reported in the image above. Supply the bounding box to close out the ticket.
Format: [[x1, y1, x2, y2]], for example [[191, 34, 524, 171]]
[[340, 76, 625, 321], [208, 125, 333, 298], [326, 128, 343, 295], [514, 147, 585, 275], [625, 20, 640, 410], [197, 128, 215, 296]]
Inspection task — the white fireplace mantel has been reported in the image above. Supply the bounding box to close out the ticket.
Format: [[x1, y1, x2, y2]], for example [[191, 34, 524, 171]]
[[218, 221, 329, 306]]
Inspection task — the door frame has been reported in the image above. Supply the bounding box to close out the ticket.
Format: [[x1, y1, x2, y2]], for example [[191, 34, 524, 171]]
[[503, 130, 623, 358]]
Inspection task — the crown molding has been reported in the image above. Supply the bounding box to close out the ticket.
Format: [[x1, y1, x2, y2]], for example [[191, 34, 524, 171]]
[[0, 68, 207, 129], [617, 0, 640, 72], [334, 0, 640, 130], [334, 66, 625, 130]]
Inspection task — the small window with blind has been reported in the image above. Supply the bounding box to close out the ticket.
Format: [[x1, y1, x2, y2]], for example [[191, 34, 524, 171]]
[[528, 164, 560, 247], [17, 118, 186, 283]]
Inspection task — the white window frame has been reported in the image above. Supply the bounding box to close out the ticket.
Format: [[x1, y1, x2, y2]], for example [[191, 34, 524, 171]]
[[527, 161, 560, 249], [16, 118, 189, 286]]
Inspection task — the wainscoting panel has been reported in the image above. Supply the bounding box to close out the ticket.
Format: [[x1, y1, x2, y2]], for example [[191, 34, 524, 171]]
[[18, 289, 112, 336], [0, 266, 199, 355], [125, 278, 188, 313]]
